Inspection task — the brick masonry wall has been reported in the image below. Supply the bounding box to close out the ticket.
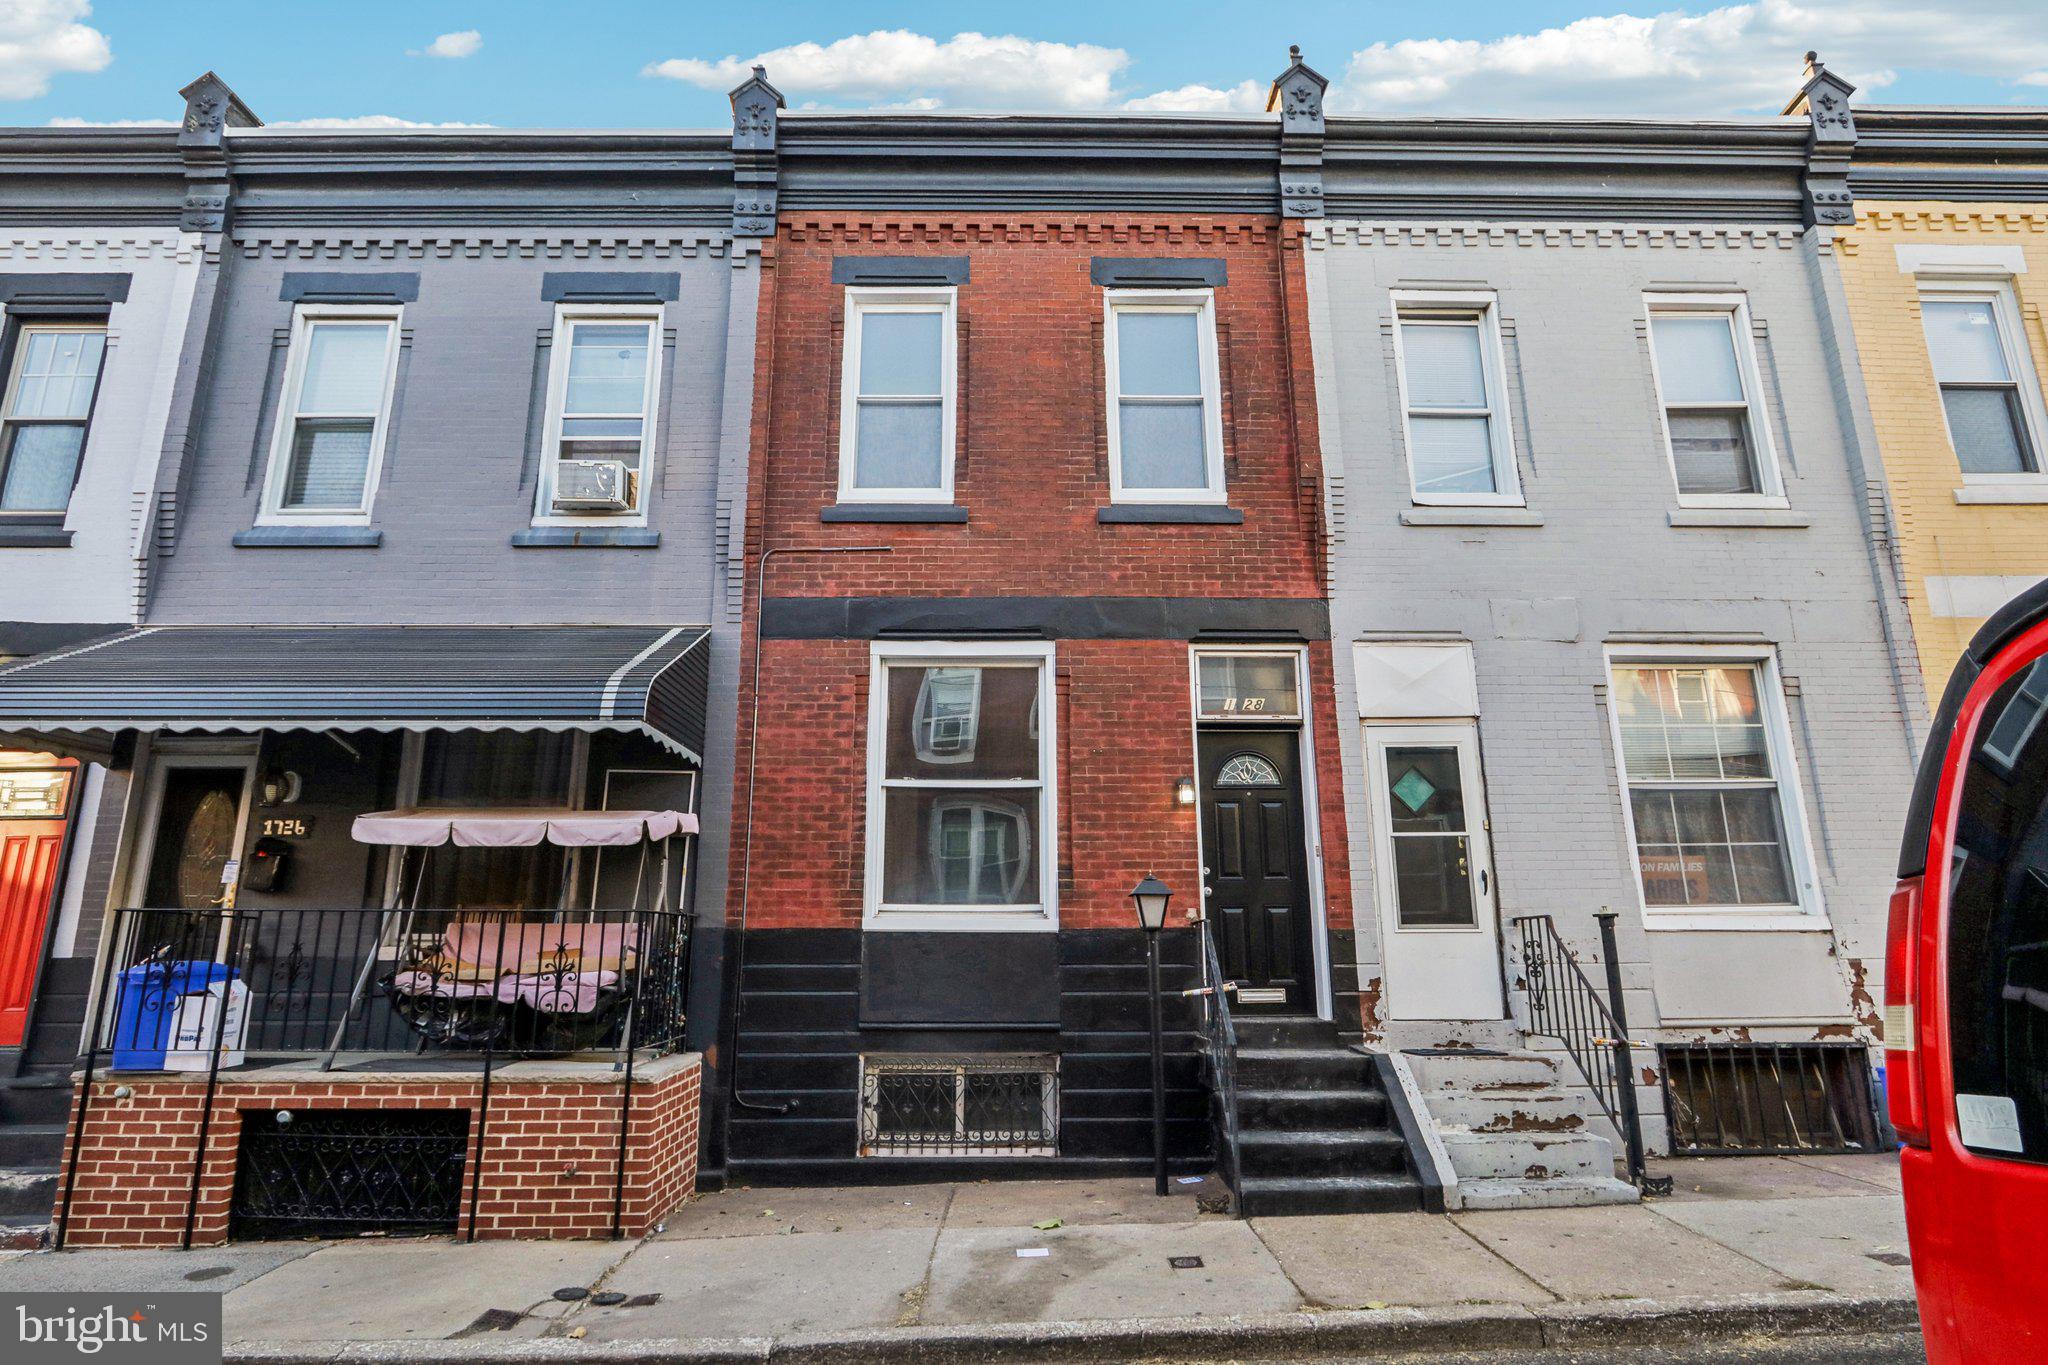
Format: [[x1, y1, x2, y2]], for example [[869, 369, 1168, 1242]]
[[735, 214, 1350, 938], [1833, 204, 2048, 705], [54, 1058, 699, 1248]]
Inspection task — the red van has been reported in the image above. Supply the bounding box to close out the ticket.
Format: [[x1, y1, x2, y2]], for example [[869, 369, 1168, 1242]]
[[1892, 579, 2048, 1362]]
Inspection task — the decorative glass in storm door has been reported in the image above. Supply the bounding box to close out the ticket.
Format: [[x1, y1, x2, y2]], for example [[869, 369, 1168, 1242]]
[[1383, 745, 1477, 927]]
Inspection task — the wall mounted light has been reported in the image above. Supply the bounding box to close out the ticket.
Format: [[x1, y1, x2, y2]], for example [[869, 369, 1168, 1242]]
[[1174, 777, 1197, 807], [259, 769, 302, 806]]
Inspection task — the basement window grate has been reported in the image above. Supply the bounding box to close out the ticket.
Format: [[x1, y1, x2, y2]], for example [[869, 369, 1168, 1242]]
[[859, 1054, 1058, 1158], [1659, 1042, 1880, 1156]]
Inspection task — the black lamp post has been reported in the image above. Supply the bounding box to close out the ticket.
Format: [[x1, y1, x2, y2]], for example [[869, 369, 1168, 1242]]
[[1131, 875, 1173, 1195]]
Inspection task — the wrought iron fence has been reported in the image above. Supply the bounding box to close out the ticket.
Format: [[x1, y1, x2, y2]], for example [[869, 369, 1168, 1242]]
[[1187, 911, 1245, 1201], [56, 904, 693, 1249], [1511, 911, 1670, 1194], [1660, 1042, 1879, 1155]]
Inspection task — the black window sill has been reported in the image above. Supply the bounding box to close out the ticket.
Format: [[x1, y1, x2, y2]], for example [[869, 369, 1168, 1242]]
[[1097, 504, 1244, 525], [0, 525, 72, 548], [233, 527, 382, 549], [511, 527, 660, 548], [820, 504, 968, 524]]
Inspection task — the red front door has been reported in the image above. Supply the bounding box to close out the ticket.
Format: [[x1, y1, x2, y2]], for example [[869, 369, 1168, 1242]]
[[0, 819, 66, 1048]]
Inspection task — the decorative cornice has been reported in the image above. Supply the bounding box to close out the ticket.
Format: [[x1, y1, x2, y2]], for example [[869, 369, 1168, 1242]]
[[1308, 221, 1804, 250], [230, 233, 734, 260], [0, 235, 198, 262], [1781, 52, 1857, 228], [1849, 208, 2048, 232], [780, 216, 1275, 246], [177, 71, 259, 233], [729, 65, 784, 238], [1267, 46, 1327, 220]]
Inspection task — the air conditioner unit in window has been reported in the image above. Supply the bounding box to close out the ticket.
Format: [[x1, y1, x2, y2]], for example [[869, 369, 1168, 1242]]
[[552, 459, 633, 513]]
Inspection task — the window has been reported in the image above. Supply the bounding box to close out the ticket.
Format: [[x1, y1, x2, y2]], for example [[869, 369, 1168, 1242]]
[[1391, 294, 1520, 504], [867, 644, 1054, 929], [0, 767, 70, 818], [1610, 659, 1814, 918], [0, 323, 106, 515], [261, 309, 399, 521], [1104, 290, 1225, 503], [859, 1055, 1057, 1157], [537, 308, 661, 521], [1195, 651, 1303, 720], [1646, 298, 1781, 503], [1920, 286, 2046, 477], [838, 288, 955, 503]]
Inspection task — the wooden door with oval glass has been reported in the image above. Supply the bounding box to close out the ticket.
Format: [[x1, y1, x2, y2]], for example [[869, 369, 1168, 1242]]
[[1197, 729, 1315, 1014], [1366, 724, 1504, 1021]]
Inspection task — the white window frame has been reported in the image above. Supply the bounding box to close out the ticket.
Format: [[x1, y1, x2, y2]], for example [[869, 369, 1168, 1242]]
[[0, 320, 108, 519], [1643, 294, 1786, 510], [1389, 290, 1523, 507], [257, 305, 402, 526], [1915, 278, 2048, 489], [1601, 644, 1827, 932], [837, 286, 957, 505], [533, 303, 664, 527], [1102, 288, 1227, 505], [865, 640, 1058, 933]]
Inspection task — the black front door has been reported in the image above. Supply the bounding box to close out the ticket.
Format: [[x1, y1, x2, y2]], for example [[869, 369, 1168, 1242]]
[[1198, 729, 1316, 1014]]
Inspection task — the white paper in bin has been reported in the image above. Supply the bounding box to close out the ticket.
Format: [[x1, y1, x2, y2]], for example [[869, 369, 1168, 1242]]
[[164, 979, 249, 1071]]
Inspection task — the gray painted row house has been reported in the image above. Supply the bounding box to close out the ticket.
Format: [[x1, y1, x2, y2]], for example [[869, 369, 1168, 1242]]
[[0, 50, 1943, 1238]]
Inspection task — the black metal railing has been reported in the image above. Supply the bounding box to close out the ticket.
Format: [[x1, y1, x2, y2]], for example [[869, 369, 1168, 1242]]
[[56, 904, 693, 1250], [1511, 911, 1671, 1195], [1186, 911, 1244, 1201], [1660, 1042, 1880, 1155]]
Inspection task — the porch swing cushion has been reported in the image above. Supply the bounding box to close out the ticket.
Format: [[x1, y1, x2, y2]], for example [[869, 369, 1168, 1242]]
[[387, 921, 642, 1014]]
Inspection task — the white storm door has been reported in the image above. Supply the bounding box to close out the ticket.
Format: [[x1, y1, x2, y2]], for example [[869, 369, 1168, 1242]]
[[1367, 724, 1504, 1021]]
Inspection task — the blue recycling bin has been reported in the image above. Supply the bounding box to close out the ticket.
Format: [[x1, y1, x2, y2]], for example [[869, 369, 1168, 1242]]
[[110, 960, 241, 1070]]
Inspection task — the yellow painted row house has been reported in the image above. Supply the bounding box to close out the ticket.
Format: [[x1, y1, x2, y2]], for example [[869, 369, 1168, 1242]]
[[1830, 105, 2048, 704]]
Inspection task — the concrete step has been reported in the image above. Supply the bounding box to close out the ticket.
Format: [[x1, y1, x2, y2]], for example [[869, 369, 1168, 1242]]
[[1455, 1176, 1640, 1210], [1238, 1172, 1423, 1217], [1236, 1087, 1387, 1130], [1440, 1130, 1618, 1183], [1423, 1091, 1587, 1135], [1409, 1050, 1561, 1095], [1236, 1129, 1411, 1179]]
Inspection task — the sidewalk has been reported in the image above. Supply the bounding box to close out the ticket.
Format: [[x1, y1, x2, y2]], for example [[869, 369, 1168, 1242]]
[[0, 1153, 1915, 1361]]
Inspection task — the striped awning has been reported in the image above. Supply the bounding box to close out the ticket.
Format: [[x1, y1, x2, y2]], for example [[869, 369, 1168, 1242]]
[[0, 625, 711, 762]]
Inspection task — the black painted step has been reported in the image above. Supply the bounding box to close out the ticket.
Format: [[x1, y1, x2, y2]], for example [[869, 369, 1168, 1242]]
[[1236, 1087, 1386, 1130], [1239, 1172, 1423, 1217], [1233, 1018, 1342, 1050], [1232, 1047, 1379, 1090], [0, 1168, 58, 1218], [0, 1124, 66, 1167], [1237, 1128, 1410, 1178], [1, 1071, 76, 1127]]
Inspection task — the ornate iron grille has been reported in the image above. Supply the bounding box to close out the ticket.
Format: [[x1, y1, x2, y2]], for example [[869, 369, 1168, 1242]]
[[1660, 1042, 1880, 1155], [859, 1056, 1057, 1157], [230, 1108, 470, 1239]]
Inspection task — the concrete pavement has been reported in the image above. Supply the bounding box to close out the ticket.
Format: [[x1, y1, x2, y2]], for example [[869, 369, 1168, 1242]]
[[0, 1153, 1916, 1361]]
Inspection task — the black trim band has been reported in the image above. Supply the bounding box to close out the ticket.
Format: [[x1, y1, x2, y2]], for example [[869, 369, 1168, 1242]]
[[762, 596, 1328, 641], [0, 273, 130, 306], [280, 272, 420, 304]]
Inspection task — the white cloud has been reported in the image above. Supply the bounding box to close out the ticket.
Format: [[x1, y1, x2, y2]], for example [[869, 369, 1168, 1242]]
[[0, 0, 111, 101], [46, 115, 173, 127], [264, 115, 495, 130], [411, 30, 481, 60], [645, 30, 1130, 111], [1120, 81, 1266, 115], [1330, 0, 2048, 117]]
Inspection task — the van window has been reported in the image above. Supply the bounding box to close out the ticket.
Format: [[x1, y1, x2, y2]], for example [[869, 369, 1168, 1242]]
[[1948, 655, 2048, 1163]]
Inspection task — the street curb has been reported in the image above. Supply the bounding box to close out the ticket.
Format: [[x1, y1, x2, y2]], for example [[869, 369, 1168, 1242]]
[[226, 1289, 1920, 1364]]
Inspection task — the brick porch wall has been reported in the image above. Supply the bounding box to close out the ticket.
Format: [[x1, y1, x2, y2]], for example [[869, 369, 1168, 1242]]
[[53, 1054, 700, 1248]]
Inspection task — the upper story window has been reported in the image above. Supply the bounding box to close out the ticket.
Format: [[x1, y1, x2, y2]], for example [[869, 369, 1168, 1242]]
[[868, 643, 1055, 932], [538, 307, 661, 521], [838, 288, 955, 504], [1646, 297, 1783, 506], [1104, 290, 1225, 504], [1920, 284, 2047, 479], [260, 308, 399, 523], [1391, 293, 1521, 505], [1, 323, 107, 516]]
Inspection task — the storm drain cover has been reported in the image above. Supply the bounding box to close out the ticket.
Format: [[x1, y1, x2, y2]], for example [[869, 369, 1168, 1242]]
[[1168, 1256, 1205, 1270]]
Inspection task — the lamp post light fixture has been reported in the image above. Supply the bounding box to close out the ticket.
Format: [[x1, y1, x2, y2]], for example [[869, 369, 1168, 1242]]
[[1131, 875, 1173, 1195]]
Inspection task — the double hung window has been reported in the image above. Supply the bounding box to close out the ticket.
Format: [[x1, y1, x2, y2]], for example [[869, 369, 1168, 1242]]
[[0, 324, 107, 515], [838, 289, 955, 502], [1391, 294, 1521, 504], [537, 308, 661, 520], [1646, 298, 1782, 503], [1104, 290, 1225, 503], [262, 309, 400, 521], [1919, 286, 2046, 477]]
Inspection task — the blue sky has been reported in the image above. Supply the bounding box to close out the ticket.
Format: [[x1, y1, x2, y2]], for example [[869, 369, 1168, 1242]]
[[6, 0, 2045, 129]]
